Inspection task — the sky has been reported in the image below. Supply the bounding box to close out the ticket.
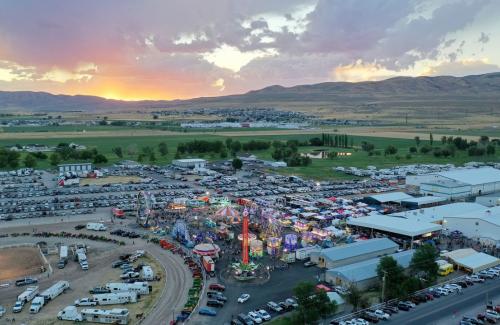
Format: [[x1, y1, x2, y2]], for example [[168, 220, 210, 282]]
[[0, 0, 499, 100]]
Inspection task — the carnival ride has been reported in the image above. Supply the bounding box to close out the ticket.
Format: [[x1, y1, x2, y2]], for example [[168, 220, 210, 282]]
[[172, 220, 194, 248], [231, 207, 260, 280], [214, 205, 241, 224], [136, 191, 157, 227]]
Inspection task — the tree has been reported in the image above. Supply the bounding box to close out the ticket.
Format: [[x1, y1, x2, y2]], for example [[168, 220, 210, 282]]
[[225, 138, 233, 149], [410, 244, 439, 282], [486, 144, 496, 155], [384, 145, 398, 156], [293, 281, 337, 324], [414, 136, 421, 147], [441, 135, 447, 144], [420, 145, 432, 154], [24, 154, 37, 168], [346, 285, 367, 311], [409, 146, 417, 153], [429, 133, 434, 146], [230, 140, 241, 153], [309, 137, 324, 146], [232, 158, 243, 170], [49, 153, 61, 166], [93, 154, 108, 164], [158, 142, 168, 156], [112, 147, 123, 158], [149, 152, 156, 162], [377, 256, 406, 300]]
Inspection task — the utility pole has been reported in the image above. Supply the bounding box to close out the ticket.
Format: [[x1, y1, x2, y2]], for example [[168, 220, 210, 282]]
[[381, 270, 387, 303]]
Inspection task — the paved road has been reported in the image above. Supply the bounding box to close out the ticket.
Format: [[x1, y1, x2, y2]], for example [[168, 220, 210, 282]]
[[386, 277, 500, 325]]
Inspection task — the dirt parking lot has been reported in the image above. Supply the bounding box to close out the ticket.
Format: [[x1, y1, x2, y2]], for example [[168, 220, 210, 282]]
[[80, 175, 142, 186], [0, 246, 46, 281]]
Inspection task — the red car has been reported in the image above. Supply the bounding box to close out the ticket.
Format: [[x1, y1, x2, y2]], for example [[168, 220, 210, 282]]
[[209, 283, 225, 292]]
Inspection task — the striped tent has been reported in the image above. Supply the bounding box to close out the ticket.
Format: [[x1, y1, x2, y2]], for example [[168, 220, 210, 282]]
[[215, 206, 241, 224]]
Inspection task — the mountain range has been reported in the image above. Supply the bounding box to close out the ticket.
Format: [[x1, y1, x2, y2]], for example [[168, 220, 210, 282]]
[[1, 72, 500, 113]]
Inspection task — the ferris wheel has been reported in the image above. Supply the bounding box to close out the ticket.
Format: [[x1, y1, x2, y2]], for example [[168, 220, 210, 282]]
[[136, 191, 157, 227]]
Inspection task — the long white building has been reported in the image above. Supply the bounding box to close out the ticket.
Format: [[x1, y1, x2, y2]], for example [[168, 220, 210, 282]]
[[407, 167, 500, 199]]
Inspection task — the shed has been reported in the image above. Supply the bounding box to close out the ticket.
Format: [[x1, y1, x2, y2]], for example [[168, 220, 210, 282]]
[[442, 249, 499, 273], [326, 292, 346, 312], [400, 196, 447, 209], [347, 215, 442, 238]]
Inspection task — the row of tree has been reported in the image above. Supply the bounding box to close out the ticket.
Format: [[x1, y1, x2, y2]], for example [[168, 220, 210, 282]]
[[309, 133, 353, 148]]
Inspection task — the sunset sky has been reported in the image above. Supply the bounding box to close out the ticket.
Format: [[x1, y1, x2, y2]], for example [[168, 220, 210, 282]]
[[1, 0, 499, 100]]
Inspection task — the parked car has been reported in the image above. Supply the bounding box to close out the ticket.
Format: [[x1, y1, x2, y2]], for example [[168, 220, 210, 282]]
[[397, 302, 411, 311], [15, 278, 38, 287], [89, 287, 111, 294], [256, 309, 271, 321], [199, 307, 217, 316], [74, 298, 97, 306], [247, 311, 263, 324], [470, 275, 485, 283], [267, 301, 283, 313], [238, 294, 251, 303], [285, 298, 299, 308], [209, 283, 225, 291], [462, 316, 485, 325], [304, 261, 317, 267], [373, 309, 390, 320], [206, 300, 224, 308]]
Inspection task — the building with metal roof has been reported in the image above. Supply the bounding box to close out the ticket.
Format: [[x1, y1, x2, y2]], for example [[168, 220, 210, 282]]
[[347, 214, 442, 239], [400, 196, 448, 209], [325, 250, 415, 290], [172, 158, 207, 169], [476, 192, 500, 207], [442, 248, 499, 273], [364, 192, 414, 205], [309, 238, 399, 269], [443, 206, 500, 244], [389, 202, 484, 224], [408, 167, 500, 198]]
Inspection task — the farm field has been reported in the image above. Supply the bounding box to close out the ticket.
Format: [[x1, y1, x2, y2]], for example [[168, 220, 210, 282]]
[[0, 246, 46, 281], [1, 131, 498, 180]]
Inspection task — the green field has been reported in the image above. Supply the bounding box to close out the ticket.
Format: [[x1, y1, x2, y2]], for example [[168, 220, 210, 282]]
[[1, 132, 498, 180]]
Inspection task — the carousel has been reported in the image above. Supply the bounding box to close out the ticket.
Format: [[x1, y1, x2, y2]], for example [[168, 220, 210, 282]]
[[215, 206, 241, 224], [193, 243, 221, 258]]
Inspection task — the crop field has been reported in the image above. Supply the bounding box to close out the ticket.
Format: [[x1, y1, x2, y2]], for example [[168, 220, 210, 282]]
[[1, 130, 498, 180]]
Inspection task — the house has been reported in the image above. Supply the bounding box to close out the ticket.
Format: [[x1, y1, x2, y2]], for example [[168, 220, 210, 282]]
[[172, 159, 207, 169]]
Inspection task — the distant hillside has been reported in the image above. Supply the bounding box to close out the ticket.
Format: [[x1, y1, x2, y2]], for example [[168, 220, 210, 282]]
[[1, 72, 500, 113]]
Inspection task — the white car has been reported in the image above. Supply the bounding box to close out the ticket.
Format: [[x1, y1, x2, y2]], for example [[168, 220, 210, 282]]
[[444, 284, 461, 292], [248, 311, 263, 324], [354, 319, 370, 325], [436, 287, 449, 296], [285, 298, 299, 308], [257, 309, 271, 321], [74, 298, 97, 306], [374, 309, 390, 320], [487, 269, 499, 276], [120, 271, 140, 279], [238, 293, 250, 303], [0, 305, 5, 317], [12, 300, 24, 313], [485, 310, 500, 320], [470, 275, 485, 283], [267, 301, 283, 312]]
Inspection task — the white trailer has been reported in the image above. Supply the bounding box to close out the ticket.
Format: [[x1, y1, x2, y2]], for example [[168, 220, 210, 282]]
[[295, 245, 321, 261], [86, 222, 107, 231], [40, 280, 70, 302], [140, 266, 154, 281], [57, 306, 83, 321], [18, 286, 39, 303], [58, 245, 69, 269], [81, 308, 129, 324], [93, 292, 138, 305], [105, 282, 150, 295], [76, 248, 89, 270]]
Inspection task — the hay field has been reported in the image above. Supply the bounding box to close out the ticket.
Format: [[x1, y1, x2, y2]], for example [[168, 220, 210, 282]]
[[80, 176, 142, 186]]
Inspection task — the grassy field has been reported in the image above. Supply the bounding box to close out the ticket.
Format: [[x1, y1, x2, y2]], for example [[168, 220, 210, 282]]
[[1, 132, 498, 180]]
